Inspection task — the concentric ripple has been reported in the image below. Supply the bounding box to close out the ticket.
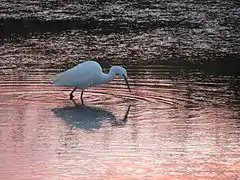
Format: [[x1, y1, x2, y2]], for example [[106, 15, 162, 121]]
[[0, 66, 239, 108], [0, 67, 240, 180]]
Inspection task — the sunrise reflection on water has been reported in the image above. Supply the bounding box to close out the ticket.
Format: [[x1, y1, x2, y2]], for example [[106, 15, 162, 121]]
[[0, 67, 239, 179]]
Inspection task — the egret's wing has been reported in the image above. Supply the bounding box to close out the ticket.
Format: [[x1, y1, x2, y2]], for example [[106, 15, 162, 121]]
[[52, 62, 101, 88]]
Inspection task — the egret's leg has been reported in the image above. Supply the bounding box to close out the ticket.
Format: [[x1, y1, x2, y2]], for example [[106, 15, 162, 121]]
[[80, 89, 84, 104], [70, 88, 77, 100]]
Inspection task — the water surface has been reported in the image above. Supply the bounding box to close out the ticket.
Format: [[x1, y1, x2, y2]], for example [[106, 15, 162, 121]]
[[0, 63, 239, 179], [0, 0, 240, 179]]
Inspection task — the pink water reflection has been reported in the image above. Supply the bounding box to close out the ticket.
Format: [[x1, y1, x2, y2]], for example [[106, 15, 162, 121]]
[[0, 82, 239, 180]]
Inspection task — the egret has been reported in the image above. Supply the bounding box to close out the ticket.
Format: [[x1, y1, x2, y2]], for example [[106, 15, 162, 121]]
[[52, 61, 131, 103]]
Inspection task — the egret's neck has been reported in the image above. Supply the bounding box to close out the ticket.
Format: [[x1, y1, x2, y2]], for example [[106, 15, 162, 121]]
[[98, 72, 116, 85]]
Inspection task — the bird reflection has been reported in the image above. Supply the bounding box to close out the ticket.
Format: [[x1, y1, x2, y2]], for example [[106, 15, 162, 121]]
[[52, 100, 131, 130]]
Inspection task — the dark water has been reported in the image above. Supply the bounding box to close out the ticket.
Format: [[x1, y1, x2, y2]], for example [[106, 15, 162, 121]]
[[0, 1, 240, 179], [1, 0, 240, 71]]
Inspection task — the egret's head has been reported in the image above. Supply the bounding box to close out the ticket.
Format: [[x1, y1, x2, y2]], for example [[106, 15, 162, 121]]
[[110, 66, 127, 78], [110, 66, 130, 92]]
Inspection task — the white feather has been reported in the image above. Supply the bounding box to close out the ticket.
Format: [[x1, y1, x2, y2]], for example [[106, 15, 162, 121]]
[[52, 61, 102, 88]]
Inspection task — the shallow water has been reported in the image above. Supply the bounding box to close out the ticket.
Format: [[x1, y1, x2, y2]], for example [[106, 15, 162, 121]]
[[0, 0, 240, 179], [0, 63, 240, 179]]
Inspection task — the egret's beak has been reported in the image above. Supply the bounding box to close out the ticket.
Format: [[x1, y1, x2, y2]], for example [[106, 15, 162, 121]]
[[123, 75, 131, 92]]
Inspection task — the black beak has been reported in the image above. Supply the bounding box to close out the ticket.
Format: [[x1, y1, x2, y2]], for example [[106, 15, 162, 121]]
[[123, 75, 131, 92]]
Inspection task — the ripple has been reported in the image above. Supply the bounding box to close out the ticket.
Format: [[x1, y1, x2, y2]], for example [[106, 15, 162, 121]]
[[0, 68, 240, 180], [0, 69, 239, 109]]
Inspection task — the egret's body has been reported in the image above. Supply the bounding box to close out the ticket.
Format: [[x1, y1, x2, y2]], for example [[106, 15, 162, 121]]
[[52, 61, 130, 103]]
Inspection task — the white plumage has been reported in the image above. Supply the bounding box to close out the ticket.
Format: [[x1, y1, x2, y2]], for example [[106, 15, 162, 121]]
[[53, 61, 102, 88], [52, 61, 130, 103]]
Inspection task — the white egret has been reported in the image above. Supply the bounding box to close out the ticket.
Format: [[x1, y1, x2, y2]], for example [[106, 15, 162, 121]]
[[52, 61, 131, 103]]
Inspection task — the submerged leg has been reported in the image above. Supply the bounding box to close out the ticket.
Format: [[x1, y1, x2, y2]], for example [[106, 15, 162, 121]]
[[70, 88, 77, 100], [81, 89, 84, 104]]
